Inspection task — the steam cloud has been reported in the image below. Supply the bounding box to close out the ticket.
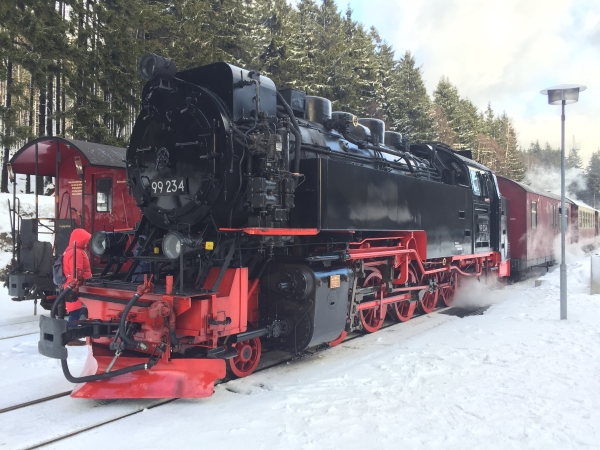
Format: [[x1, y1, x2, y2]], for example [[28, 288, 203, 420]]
[[522, 166, 586, 202]]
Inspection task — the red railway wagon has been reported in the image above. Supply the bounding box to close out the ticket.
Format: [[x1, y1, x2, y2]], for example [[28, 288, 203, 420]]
[[6, 137, 141, 308], [497, 176, 565, 273]]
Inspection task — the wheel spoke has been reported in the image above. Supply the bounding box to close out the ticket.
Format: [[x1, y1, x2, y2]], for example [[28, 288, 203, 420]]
[[359, 268, 385, 333], [439, 272, 457, 307], [389, 265, 418, 322], [419, 273, 438, 314]]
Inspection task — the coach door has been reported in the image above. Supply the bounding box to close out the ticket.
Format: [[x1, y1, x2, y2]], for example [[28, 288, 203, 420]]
[[469, 167, 491, 253]]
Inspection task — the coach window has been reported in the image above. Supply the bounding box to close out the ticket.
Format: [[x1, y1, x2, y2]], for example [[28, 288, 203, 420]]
[[531, 201, 537, 229], [96, 178, 113, 213], [588, 212, 591, 228]]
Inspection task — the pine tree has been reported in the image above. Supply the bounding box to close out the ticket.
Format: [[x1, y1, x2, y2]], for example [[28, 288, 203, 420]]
[[525, 140, 543, 170], [248, 0, 300, 87], [542, 142, 561, 168], [583, 151, 600, 208], [433, 77, 462, 147], [476, 104, 499, 169], [393, 51, 435, 143], [0, 0, 548, 189], [566, 146, 583, 170], [338, 9, 377, 115], [368, 30, 398, 125], [457, 97, 481, 152], [312, 2, 361, 112], [505, 118, 525, 180], [289, 0, 323, 94]]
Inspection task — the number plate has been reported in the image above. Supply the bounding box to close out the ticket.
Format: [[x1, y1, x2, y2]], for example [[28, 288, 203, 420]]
[[150, 177, 188, 196]]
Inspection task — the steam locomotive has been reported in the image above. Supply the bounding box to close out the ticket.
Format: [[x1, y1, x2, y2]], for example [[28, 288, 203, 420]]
[[38, 54, 509, 398]]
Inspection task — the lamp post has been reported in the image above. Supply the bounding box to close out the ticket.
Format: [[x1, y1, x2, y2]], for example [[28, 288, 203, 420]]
[[540, 84, 586, 320]]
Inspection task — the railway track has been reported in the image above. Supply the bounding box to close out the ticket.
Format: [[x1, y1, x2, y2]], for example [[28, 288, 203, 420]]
[[0, 331, 37, 341], [24, 399, 176, 450], [8, 304, 488, 449], [0, 391, 71, 415], [0, 318, 39, 340]]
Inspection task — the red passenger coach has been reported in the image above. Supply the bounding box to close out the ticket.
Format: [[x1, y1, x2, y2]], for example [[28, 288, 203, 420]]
[[7, 137, 141, 307], [497, 176, 562, 273]]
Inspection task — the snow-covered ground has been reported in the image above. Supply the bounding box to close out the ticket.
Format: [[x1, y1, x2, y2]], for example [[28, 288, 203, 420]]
[[1, 252, 599, 449]]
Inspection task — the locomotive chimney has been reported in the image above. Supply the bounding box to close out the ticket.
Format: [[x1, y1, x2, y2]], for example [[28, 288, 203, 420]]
[[138, 53, 177, 81]]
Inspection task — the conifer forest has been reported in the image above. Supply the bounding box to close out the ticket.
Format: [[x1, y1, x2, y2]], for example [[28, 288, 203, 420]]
[[1, 0, 598, 200]]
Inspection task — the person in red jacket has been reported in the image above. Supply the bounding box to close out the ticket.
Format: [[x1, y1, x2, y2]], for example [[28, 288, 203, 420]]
[[62, 228, 92, 323]]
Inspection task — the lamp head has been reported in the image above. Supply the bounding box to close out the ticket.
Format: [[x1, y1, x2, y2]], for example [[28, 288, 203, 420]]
[[162, 231, 203, 260], [91, 231, 128, 257], [541, 84, 587, 105]]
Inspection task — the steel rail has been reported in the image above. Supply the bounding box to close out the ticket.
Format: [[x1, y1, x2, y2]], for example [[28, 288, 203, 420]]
[[0, 331, 37, 341], [0, 391, 71, 415]]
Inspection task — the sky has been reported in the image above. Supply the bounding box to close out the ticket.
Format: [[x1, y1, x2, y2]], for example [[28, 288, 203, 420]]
[[337, 0, 600, 163]]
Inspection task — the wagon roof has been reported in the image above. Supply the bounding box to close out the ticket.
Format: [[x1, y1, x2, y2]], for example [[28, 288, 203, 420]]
[[566, 197, 599, 212], [9, 137, 126, 177], [497, 176, 565, 202]]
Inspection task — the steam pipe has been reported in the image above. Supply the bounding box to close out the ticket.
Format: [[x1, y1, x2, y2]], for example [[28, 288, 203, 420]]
[[118, 292, 147, 350], [61, 357, 148, 383], [51, 286, 72, 319], [244, 79, 260, 136], [275, 91, 302, 174], [168, 312, 180, 345], [340, 129, 415, 173]]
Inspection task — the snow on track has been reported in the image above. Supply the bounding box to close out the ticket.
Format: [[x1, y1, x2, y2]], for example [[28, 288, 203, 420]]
[[0, 396, 163, 450], [2, 255, 600, 449], [0, 332, 87, 411]]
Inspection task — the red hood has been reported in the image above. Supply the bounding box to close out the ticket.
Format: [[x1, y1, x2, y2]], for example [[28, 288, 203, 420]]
[[68, 228, 91, 249]]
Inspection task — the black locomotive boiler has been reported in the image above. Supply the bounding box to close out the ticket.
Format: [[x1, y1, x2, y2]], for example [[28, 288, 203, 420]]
[[38, 54, 510, 399]]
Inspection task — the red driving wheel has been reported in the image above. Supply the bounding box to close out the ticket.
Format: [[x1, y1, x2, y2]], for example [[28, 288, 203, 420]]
[[389, 265, 417, 322], [439, 271, 458, 307], [359, 269, 385, 333], [419, 273, 438, 314], [227, 337, 262, 378], [328, 330, 348, 347]]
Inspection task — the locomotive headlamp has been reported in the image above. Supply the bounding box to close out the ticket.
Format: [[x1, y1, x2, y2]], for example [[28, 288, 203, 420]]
[[138, 53, 177, 81], [91, 231, 128, 257], [162, 232, 203, 260]]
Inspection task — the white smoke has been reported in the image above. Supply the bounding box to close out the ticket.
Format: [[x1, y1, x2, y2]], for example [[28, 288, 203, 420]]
[[522, 166, 586, 202], [452, 276, 508, 308]]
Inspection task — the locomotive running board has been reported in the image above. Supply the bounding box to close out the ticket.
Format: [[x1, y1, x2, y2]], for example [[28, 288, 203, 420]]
[[71, 346, 225, 399]]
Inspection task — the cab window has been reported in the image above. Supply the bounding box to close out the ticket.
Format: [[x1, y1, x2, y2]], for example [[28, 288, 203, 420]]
[[469, 168, 481, 196], [96, 178, 113, 212]]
